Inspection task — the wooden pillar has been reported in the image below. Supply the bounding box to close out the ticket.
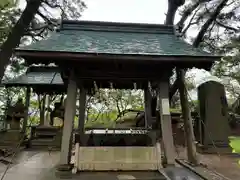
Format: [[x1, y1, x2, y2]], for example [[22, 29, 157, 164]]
[[44, 95, 50, 126], [39, 95, 46, 125], [60, 72, 77, 165], [22, 87, 31, 133], [177, 68, 198, 165], [158, 80, 175, 166], [144, 88, 152, 128], [78, 86, 87, 134]]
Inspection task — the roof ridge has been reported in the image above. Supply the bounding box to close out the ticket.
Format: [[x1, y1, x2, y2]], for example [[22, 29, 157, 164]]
[[60, 20, 175, 34]]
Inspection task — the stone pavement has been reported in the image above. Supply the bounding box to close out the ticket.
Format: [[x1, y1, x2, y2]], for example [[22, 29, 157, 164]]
[[0, 151, 59, 180], [0, 150, 39, 174], [0, 151, 167, 180], [0, 150, 205, 180]]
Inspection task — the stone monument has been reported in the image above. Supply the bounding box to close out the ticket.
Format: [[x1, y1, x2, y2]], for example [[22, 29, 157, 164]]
[[196, 80, 231, 153]]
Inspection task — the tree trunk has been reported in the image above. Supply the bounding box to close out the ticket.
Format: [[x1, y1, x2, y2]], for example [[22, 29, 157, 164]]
[[170, 0, 228, 97], [177, 68, 198, 164], [165, 0, 185, 25], [0, 0, 42, 81], [23, 87, 31, 133], [151, 0, 186, 118], [166, 0, 185, 99], [168, 0, 227, 166]]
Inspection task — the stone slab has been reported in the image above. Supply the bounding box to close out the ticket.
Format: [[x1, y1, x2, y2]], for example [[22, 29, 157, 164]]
[[77, 146, 161, 171]]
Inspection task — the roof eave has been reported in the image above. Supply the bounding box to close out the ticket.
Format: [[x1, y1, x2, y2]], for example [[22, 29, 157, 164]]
[[14, 49, 222, 62]]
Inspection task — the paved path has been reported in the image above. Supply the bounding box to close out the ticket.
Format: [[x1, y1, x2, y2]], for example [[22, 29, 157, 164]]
[[0, 151, 167, 180], [0, 150, 205, 180], [163, 167, 204, 180], [0, 151, 169, 180], [0, 150, 39, 174], [0, 151, 59, 180]]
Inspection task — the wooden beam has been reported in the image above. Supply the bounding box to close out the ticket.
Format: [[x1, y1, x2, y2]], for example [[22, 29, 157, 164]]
[[60, 71, 77, 165], [75, 68, 172, 81], [169, 70, 186, 100], [158, 81, 175, 166], [169, 79, 178, 100], [177, 68, 198, 165]]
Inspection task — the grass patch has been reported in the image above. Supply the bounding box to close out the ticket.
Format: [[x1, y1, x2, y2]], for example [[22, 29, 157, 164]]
[[229, 136, 240, 165]]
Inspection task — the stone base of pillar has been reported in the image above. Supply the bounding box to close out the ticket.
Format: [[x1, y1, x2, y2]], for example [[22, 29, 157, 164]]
[[56, 164, 74, 171]]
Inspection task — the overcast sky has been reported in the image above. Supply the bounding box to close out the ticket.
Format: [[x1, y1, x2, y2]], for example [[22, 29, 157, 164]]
[[81, 0, 170, 23]]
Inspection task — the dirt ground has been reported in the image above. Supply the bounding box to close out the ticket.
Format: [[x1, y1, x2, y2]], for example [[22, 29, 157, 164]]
[[176, 146, 240, 180]]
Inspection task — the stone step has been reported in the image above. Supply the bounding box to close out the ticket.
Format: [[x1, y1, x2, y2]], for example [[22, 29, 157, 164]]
[[36, 132, 57, 136], [31, 142, 60, 146], [28, 145, 60, 151], [30, 138, 61, 148], [32, 138, 55, 142]]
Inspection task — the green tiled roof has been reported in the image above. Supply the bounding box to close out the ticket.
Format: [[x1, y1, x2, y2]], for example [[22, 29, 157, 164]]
[[2, 66, 63, 86], [16, 20, 216, 57]]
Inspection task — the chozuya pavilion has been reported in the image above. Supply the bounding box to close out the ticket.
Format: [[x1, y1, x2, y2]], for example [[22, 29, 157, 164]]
[[13, 20, 220, 171]]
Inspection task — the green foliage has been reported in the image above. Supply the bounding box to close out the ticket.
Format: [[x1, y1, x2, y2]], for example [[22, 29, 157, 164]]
[[170, 108, 181, 113], [85, 89, 144, 127], [213, 37, 240, 111], [189, 99, 199, 112], [0, 0, 19, 45], [214, 38, 240, 81], [229, 136, 240, 165], [0, 0, 14, 7], [171, 73, 196, 110], [0, 0, 86, 128], [0, 0, 24, 120]]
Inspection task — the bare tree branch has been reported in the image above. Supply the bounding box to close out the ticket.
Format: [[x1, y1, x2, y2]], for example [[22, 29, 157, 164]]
[[181, 7, 200, 36], [0, 0, 43, 81], [215, 20, 239, 32], [193, 0, 229, 47], [177, 0, 209, 28]]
